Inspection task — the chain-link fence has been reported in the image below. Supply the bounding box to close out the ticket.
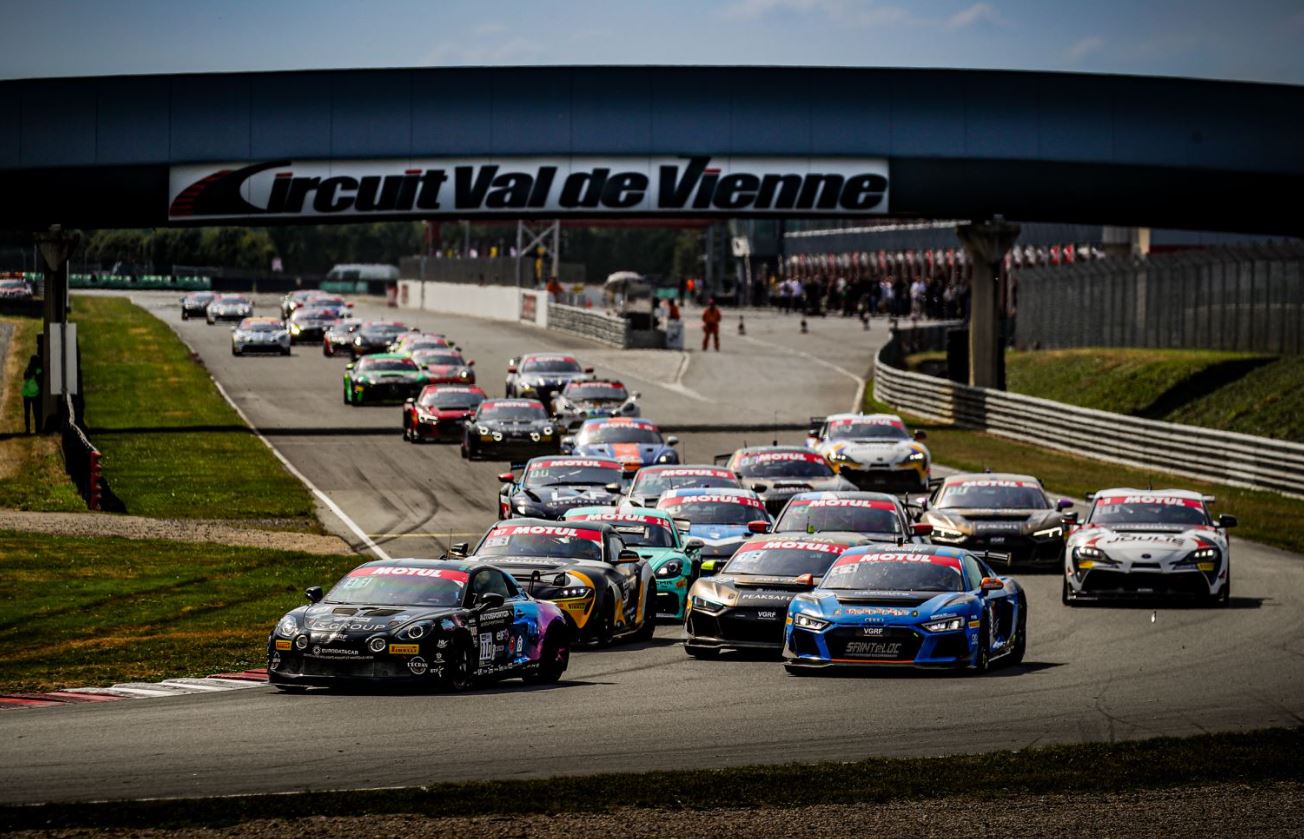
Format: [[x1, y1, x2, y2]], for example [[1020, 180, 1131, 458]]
[[1015, 245, 1304, 355]]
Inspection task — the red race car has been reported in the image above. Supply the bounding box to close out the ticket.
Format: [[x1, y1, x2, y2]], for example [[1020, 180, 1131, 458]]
[[403, 384, 487, 443], [410, 347, 476, 385]]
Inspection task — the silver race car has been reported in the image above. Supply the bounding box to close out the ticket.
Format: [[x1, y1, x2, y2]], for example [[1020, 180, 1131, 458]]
[[550, 379, 640, 431]]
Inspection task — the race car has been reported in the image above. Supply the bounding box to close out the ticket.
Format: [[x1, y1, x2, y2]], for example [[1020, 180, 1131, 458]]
[[684, 535, 859, 657], [498, 456, 625, 520], [343, 353, 428, 405], [230, 316, 291, 356], [453, 519, 656, 646], [280, 288, 326, 320], [772, 491, 929, 545], [562, 417, 679, 475], [784, 543, 1026, 674], [719, 446, 856, 516], [624, 464, 743, 508], [286, 304, 344, 344], [403, 384, 486, 443], [922, 473, 1073, 566], [505, 353, 594, 401], [390, 331, 454, 355], [461, 398, 558, 461], [179, 290, 216, 319], [564, 506, 703, 619], [805, 413, 930, 493], [266, 558, 570, 691], [349, 321, 412, 360], [654, 487, 772, 572], [550, 379, 640, 431], [322, 318, 364, 357], [0, 274, 34, 304], [1062, 488, 1237, 606], [205, 293, 254, 324], [408, 348, 476, 385]]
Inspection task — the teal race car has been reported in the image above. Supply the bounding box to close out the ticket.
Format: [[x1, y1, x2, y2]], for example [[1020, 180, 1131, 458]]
[[563, 506, 704, 620], [343, 353, 429, 406]]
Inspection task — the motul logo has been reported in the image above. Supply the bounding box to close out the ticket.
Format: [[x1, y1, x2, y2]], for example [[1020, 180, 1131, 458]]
[[169, 156, 889, 220]]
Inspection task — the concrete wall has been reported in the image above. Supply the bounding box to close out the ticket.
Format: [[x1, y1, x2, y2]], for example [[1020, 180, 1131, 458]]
[[398, 279, 550, 329]]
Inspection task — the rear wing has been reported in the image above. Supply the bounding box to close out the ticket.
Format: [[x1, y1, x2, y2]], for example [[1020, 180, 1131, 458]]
[[926, 477, 945, 492]]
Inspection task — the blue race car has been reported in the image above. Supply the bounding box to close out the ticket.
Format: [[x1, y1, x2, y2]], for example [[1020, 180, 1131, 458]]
[[654, 487, 773, 573], [783, 544, 1026, 674], [561, 417, 679, 480]]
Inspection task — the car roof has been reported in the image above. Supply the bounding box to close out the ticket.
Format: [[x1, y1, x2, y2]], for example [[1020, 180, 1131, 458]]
[[734, 445, 813, 455], [355, 557, 476, 572], [840, 543, 969, 559], [565, 506, 677, 523], [943, 473, 1043, 486], [661, 487, 760, 499], [481, 398, 545, 408], [487, 517, 619, 535], [784, 490, 901, 503], [579, 417, 657, 428], [358, 352, 413, 361], [736, 533, 864, 550], [419, 383, 485, 395], [824, 412, 905, 423]]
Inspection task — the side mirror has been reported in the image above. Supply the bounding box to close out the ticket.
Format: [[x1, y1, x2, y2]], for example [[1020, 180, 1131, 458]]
[[449, 542, 469, 557], [507, 365, 518, 374], [979, 577, 1004, 593], [476, 592, 506, 610], [750, 482, 769, 493], [746, 520, 770, 534], [497, 472, 515, 483], [1061, 511, 1080, 525], [794, 573, 815, 587], [910, 522, 933, 536], [1056, 498, 1074, 510], [584, 367, 595, 374], [683, 538, 704, 554], [404, 397, 415, 405], [561, 435, 575, 448], [305, 586, 324, 603], [666, 436, 680, 447], [632, 391, 641, 399], [1084, 492, 1096, 502], [699, 559, 720, 576], [1218, 514, 1238, 529], [616, 549, 641, 564], [604, 482, 621, 494], [914, 430, 927, 441]]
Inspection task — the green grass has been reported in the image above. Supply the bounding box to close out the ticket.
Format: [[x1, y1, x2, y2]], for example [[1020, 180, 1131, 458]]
[[0, 530, 359, 692], [74, 295, 317, 523], [1169, 356, 1304, 441], [866, 393, 1304, 554], [3, 726, 1301, 830]]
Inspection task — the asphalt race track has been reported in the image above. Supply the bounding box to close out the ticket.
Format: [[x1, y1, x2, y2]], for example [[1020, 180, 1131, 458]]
[[2, 293, 1302, 805]]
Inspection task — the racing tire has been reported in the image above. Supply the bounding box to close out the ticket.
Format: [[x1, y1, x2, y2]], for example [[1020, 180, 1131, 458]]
[[442, 636, 477, 692], [590, 606, 616, 648], [971, 612, 992, 675], [323, 344, 334, 357], [1007, 596, 1027, 666], [1061, 576, 1076, 606], [1208, 577, 1231, 608], [281, 348, 291, 357], [634, 582, 657, 642], [181, 310, 189, 321], [685, 645, 719, 659], [525, 627, 569, 685], [231, 347, 240, 357], [274, 684, 307, 694]]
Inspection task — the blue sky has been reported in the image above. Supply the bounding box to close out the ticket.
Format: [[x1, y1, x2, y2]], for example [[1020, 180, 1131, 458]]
[[2, 0, 1302, 84]]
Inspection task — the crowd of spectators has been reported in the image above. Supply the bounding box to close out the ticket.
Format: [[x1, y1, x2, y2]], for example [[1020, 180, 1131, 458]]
[[761, 272, 970, 321]]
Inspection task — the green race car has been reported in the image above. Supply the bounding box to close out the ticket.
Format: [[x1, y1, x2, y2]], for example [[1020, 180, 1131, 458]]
[[563, 506, 703, 620], [343, 353, 429, 406]]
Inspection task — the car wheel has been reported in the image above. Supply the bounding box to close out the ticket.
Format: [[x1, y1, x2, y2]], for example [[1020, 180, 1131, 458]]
[[685, 645, 719, 659], [634, 582, 657, 641], [181, 310, 189, 320], [525, 627, 569, 685], [1008, 596, 1027, 666], [231, 347, 240, 357], [590, 606, 615, 648], [274, 684, 307, 693], [1209, 576, 1231, 608], [442, 636, 477, 692], [323, 344, 333, 357], [971, 612, 991, 674], [281, 348, 291, 356]]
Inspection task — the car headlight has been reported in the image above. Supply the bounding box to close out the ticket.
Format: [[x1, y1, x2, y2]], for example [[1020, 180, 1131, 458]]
[[1032, 526, 1063, 540], [792, 612, 829, 631], [656, 452, 675, 463], [493, 432, 504, 441], [906, 451, 927, 463], [557, 586, 593, 599], [290, 324, 301, 334], [354, 337, 364, 345], [542, 426, 554, 437], [690, 595, 728, 614], [367, 637, 389, 653], [656, 559, 683, 578], [920, 614, 965, 633], [931, 525, 965, 542], [515, 502, 533, 514], [401, 621, 432, 640], [276, 616, 298, 637], [1179, 547, 1220, 571], [1072, 545, 1113, 569], [530, 432, 540, 442], [829, 452, 854, 464]]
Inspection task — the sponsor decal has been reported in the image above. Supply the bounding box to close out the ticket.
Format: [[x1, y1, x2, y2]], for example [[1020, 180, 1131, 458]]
[[389, 643, 420, 655], [831, 552, 962, 569], [948, 479, 1035, 488], [839, 606, 910, 616], [489, 524, 604, 543], [520, 293, 538, 323], [531, 458, 619, 470], [572, 511, 673, 529], [753, 539, 844, 553], [844, 640, 903, 657], [480, 609, 511, 623], [830, 417, 905, 429], [788, 498, 897, 510], [968, 619, 981, 628], [407, 656, 429, 675], [660, 493, 765, 508], [741, 451, 827, 465], [1097, 495, 1203, 509], [168, 156, 890, 221], [485, 399, 540, 409], [274, 639, 292, 651], [307, 647, 366, 659], [654, 467, 734, 479], [479, 633, 495, 663], [349, 566, 469, 583]]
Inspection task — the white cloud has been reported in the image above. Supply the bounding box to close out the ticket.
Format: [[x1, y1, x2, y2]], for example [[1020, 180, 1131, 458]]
[[945, 2, 1002, 30], [719, 0, 1001, 30], [1065, 34, 1104, 63]]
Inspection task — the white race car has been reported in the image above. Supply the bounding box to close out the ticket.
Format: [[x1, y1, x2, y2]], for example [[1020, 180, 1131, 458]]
[[1062, 488, 1237, 606], [231, 317, 291, 356], [805, 413, 930, 493]]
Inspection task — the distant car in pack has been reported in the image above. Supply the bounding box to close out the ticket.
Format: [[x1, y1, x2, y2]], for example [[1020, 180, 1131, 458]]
[[505, 353, 594, 401], [343, 353, 428, 405], [550, 379, 640, 430], [655, 487, 772, 573], [562, 417, 679, 476], [407, 348, 476, 385], [349, 321, 412, 360], [461, 398, 558, 462], [719, 446, 855, 516], [280, 289, 326, 320], [624, 464, 743, 508], [389, 331, 455, 355], [322, 318, 364, 357], [179, 290, 215, 319], [684, 534, 859, 658], [1062, 488, 1236, 606], [497, 456, 625, 520], [230, 316, 291, 356], [286, 305, 343, 344], [805, 413, 930, 493], [922, 474, 1073, 566], [402, 384, 486, 443], [772, 491, 929, 545], [206, 293, 254, 324], [452, 519, 656, 646]]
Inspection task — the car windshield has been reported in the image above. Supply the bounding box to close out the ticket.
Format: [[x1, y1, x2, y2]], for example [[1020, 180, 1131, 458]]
[[479, 402, 547, 421], [823, 555, 965, 592], [293, 307, 341, 322], [578, 424, 663, 445], [524, 462, 622, 487], [364, 324, 407, 337], [324, 565, 468, 607], [724, 543, 845, 577], [657, 496, 765, 525], [736, 452, 834, 478], [827, 420, 909, 441], [413, 351, 464, 366], [935, 481, 1049, 510], [218, 296, 250, 305], [775, 500, 901, 535], [1090, 496, 1210, 526], [475, 524, 604, 561], [566, 383, 627, 401], [404, 339, 449, 351], [420, 389, 484, 410], [581, 518, 675, 548], [242, 322, 282, 333], [0, 280, 25, 288], [633, 468, 740, 497], [359, 358, 419, 373], [522, 357, 582, 373]]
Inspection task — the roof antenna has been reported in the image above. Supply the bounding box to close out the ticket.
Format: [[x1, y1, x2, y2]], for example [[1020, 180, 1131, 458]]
[[773, 409, 779, 447]]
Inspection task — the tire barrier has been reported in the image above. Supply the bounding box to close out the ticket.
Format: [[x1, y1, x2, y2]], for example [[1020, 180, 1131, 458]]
[[546, 303, 629, 348], [873, 325, 1304, 497]]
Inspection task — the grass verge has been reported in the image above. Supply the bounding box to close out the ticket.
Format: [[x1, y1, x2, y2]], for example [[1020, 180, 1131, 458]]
[[866, 393, 1304, 555], [0, 530, 358, 692], [2, 726, 1300, 831], [74, 295, 317, 524]]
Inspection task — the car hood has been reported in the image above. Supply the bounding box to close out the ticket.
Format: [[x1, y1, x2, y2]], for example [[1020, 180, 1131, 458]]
[[357, 371, 423, 381], [827, 439, 923, 464], [516, 485, 622, 512], [480, 418, 550, 431], [424, 364, 471, 376], [298, 603, 460, 638], [797, 589, 976, 617], [576, 442, 668, 466], [926, 508, 1062, 534], [691, 574, 819, 608], [631, 547, 687, 570], [686, 523, 752, 544]]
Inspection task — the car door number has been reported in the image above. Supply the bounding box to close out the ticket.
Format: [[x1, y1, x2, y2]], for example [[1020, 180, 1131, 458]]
[[479, 632, 494, 663]]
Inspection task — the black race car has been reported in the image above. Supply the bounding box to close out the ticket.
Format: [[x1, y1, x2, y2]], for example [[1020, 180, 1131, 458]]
[[180, 290, 216, 320], [452, 519, 657, 646], [772, 491, 931, 545], [461, 398, 559, 462], [287, 304, 344, 344], [719, 446, 856, 516], [349, 320, 412, 360], [684, 534, 860, 657], [498, 456, 626, 519], [266, 558, 571, 691], [922, 473, 1073, 566]]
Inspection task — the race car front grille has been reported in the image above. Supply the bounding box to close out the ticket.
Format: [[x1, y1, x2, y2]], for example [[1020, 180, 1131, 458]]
[[824, 627, 921, 661], [1081, 570, 1209, 597], [656, 591, 681, 616], [718, 609, 787, 644], [842, 469, 923, 492], [930, 633, 970, 661], [789, 629, 821, 657]]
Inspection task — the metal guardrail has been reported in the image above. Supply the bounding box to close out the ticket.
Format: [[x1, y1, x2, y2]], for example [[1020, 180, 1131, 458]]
[[59, 393, 104, 510], [546, 303, 629, 348], [873, 326, 1304, 497]]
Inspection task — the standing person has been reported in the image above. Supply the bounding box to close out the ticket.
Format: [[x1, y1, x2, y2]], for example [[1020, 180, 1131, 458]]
[[701, 298, 722, 351], [22, 353, 41, 434]]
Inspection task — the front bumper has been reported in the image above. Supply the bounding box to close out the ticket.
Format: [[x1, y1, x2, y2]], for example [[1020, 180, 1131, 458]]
[[835, 463, 927, 492], [353, 382, 423, 404], [935, 533, 1064, 565], [655, 578, 689, 619], [290, 326, 327, 343], [785, 624, 973, 668], [209, 310, 250, 321], [1067, 565, 1222, 600], [474, 437, 560, 460], [411, 419, 464, 441], [685, 607, 787, 650], [234, 340, 289, 354]]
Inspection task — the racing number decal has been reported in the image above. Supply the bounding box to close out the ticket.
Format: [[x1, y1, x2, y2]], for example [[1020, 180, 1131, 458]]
[[479, 633, 494, 663]]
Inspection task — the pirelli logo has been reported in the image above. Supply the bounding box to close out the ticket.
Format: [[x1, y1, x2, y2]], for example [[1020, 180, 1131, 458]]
[[388, 643, 420, 655]]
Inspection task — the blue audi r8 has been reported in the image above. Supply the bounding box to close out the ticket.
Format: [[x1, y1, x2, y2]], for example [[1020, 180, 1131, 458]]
[[783, 544, 1026, 674], [654, 487, 773, 572]]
